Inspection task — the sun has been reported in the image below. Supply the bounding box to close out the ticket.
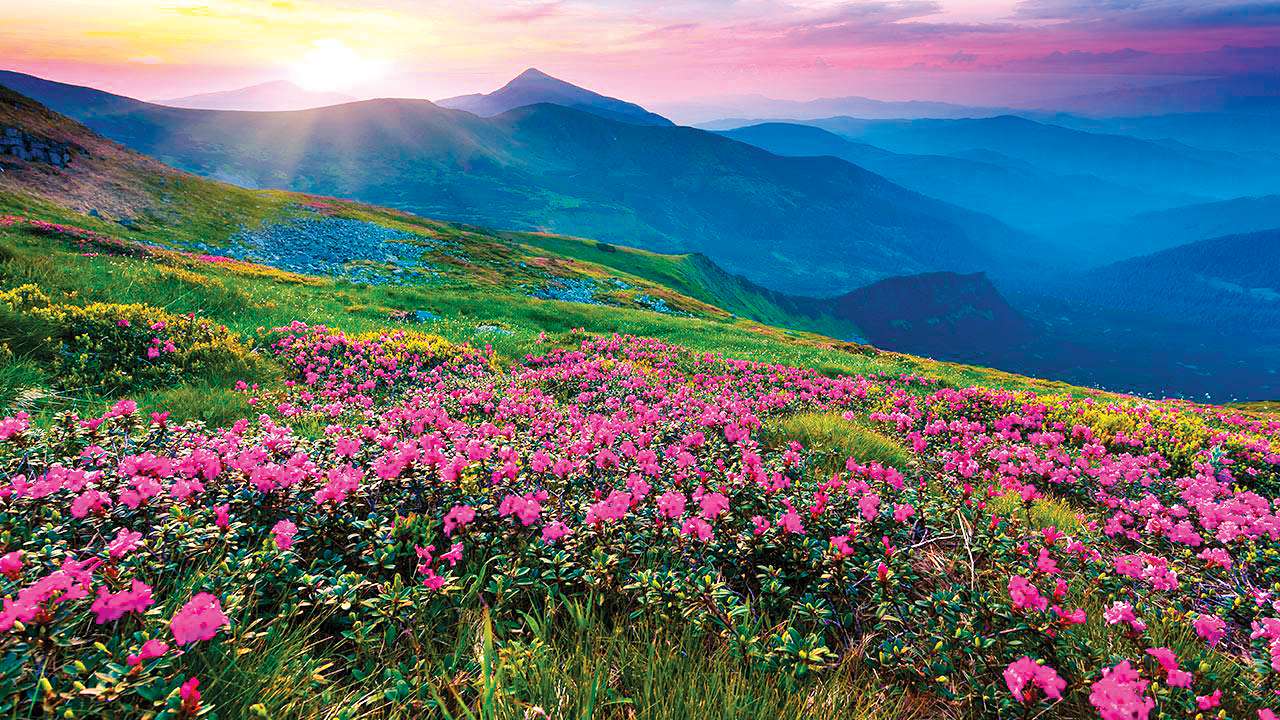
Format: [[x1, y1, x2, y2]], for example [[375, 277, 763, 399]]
[[290, 39, 384, 92]]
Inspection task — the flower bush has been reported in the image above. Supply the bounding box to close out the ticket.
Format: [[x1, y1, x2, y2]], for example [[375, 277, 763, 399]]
[[0, 326, 1277, 717], [0, 284, 260, 394]]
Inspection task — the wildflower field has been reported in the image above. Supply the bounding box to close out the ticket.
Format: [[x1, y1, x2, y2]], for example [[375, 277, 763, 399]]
[[2, 303, 1279, 717]]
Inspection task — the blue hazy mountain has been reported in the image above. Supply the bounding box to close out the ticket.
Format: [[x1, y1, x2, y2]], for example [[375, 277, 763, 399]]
[[717, 122, 1196, 249], [162, 80, 355, 112]]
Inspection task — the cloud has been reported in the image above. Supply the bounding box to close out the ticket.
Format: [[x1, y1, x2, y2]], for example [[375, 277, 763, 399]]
[[1013, 0, 1146, 20], [630, 22, 700, 41], [1002, 43, 1280, 74], [1173, 2, 1280, 28], [760, 0, 1013, 47], [490, 1, 564, 23], [1013, 0, 1280, 29]]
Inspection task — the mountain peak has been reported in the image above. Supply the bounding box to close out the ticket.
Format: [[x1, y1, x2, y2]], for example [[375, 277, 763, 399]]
[[437, 68, 674, 126], [162, 80, 354, 112], [513, 67, 555, 82]]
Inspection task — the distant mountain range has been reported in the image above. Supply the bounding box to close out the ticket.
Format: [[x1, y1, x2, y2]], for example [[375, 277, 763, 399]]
[[1056, 194, 1280, 265], [438, 68, 672, 126], [794, 115, 1280, 201], [0, 69, 1026, 296], [716, 121, 1195, 251], [656, 95, 1010, 126], [1041, 73, 1280, 117], [162, 80, 355, 112], [1048, 111, 1280, 156]]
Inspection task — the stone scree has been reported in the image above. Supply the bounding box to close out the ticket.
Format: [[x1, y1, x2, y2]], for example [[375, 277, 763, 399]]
[[0, 126, 78, 168]]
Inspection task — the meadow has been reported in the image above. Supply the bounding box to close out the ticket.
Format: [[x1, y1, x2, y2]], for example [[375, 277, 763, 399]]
[[0, 200, 1278, 720]]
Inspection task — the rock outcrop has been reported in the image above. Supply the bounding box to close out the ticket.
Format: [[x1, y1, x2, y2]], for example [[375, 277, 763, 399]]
[[0, 125, 79, 167]]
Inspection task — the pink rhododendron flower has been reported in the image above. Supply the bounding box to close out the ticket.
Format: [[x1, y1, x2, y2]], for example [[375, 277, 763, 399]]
[[91, 579, 154, 624], [1089, 661, 1153, 720], [126, 638, 169, 666], [272, 519, 297, 550], [1145, 647, 1192, 688], [541, 521, 570, 544], [108, 528, 144, 559], [1003, 656, 1066, 703], [681, 516, 713, 541], [1196, 690, 1221, 710], [1008, 576, 1048, 612], [699, 491, 729, 520], [170, 593, 230, 645], [0, 551, 21, 580], [1104, 602, 1146, 633], [657, 491, 686, 519], [1193, 613, 1227, 648], [179, 677, 201, 714], [443, 505, 475, 535]]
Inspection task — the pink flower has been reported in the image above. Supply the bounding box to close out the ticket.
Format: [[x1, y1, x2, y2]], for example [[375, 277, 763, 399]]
[[179, 677, 201, 714], [440, 543, 463, 567], [657, 491, 686, 519], [498, 493, 543, 526], [1193, 613, 1226, 648], [1196, 690, 1221, 710], [0, 412, 30, 440], [335, 436, 361, 457], [858, 493, 881, 522], [1089, 661, 1153, 720], [1004, 656, 1066, 703], [109, 399, 137, 417], [778, 509, 804, 534], [214, 504, 230, 529], [1146, 647, 1192, 688], [126, 638, 169, 666], [1035, 548, 1060, 575], [680, 516, 713, 541], [421, 568, 446, 591], [893, 503, 915, 523], [699, 492, 729, 520], [0, 551, 22, 580], [272, 519, 297, 550], [1104, 602, 1146, 633], [541, 521, 570, 544], [443, 505, 475, 535], [1008, 576, 1048, 612], [170, 592, 230, 645], [90, 579, 154, 624], [107, 528, 144, 559]]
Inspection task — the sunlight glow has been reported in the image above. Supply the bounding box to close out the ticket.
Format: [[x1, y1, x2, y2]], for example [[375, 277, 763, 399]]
[[290, 39, 386, 92]]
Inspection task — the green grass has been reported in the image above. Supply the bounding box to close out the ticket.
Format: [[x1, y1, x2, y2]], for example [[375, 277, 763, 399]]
[[763, 411, 916, 473], [514, 232, 863, 340], [988, 493, 1091, 536], [180, 596, 935, 720]]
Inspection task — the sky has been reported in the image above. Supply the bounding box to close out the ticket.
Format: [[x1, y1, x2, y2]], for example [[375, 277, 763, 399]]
[[2, 0, 1278, 105]]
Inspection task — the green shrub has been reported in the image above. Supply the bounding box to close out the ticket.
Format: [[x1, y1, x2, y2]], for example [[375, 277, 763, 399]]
[[0, 283, 266, 395]]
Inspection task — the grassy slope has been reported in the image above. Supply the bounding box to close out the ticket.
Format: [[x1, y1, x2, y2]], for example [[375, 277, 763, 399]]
[[0, 87, 1096, 418], [508, 231, 862, 340], [0, 184, 1092, 422]]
